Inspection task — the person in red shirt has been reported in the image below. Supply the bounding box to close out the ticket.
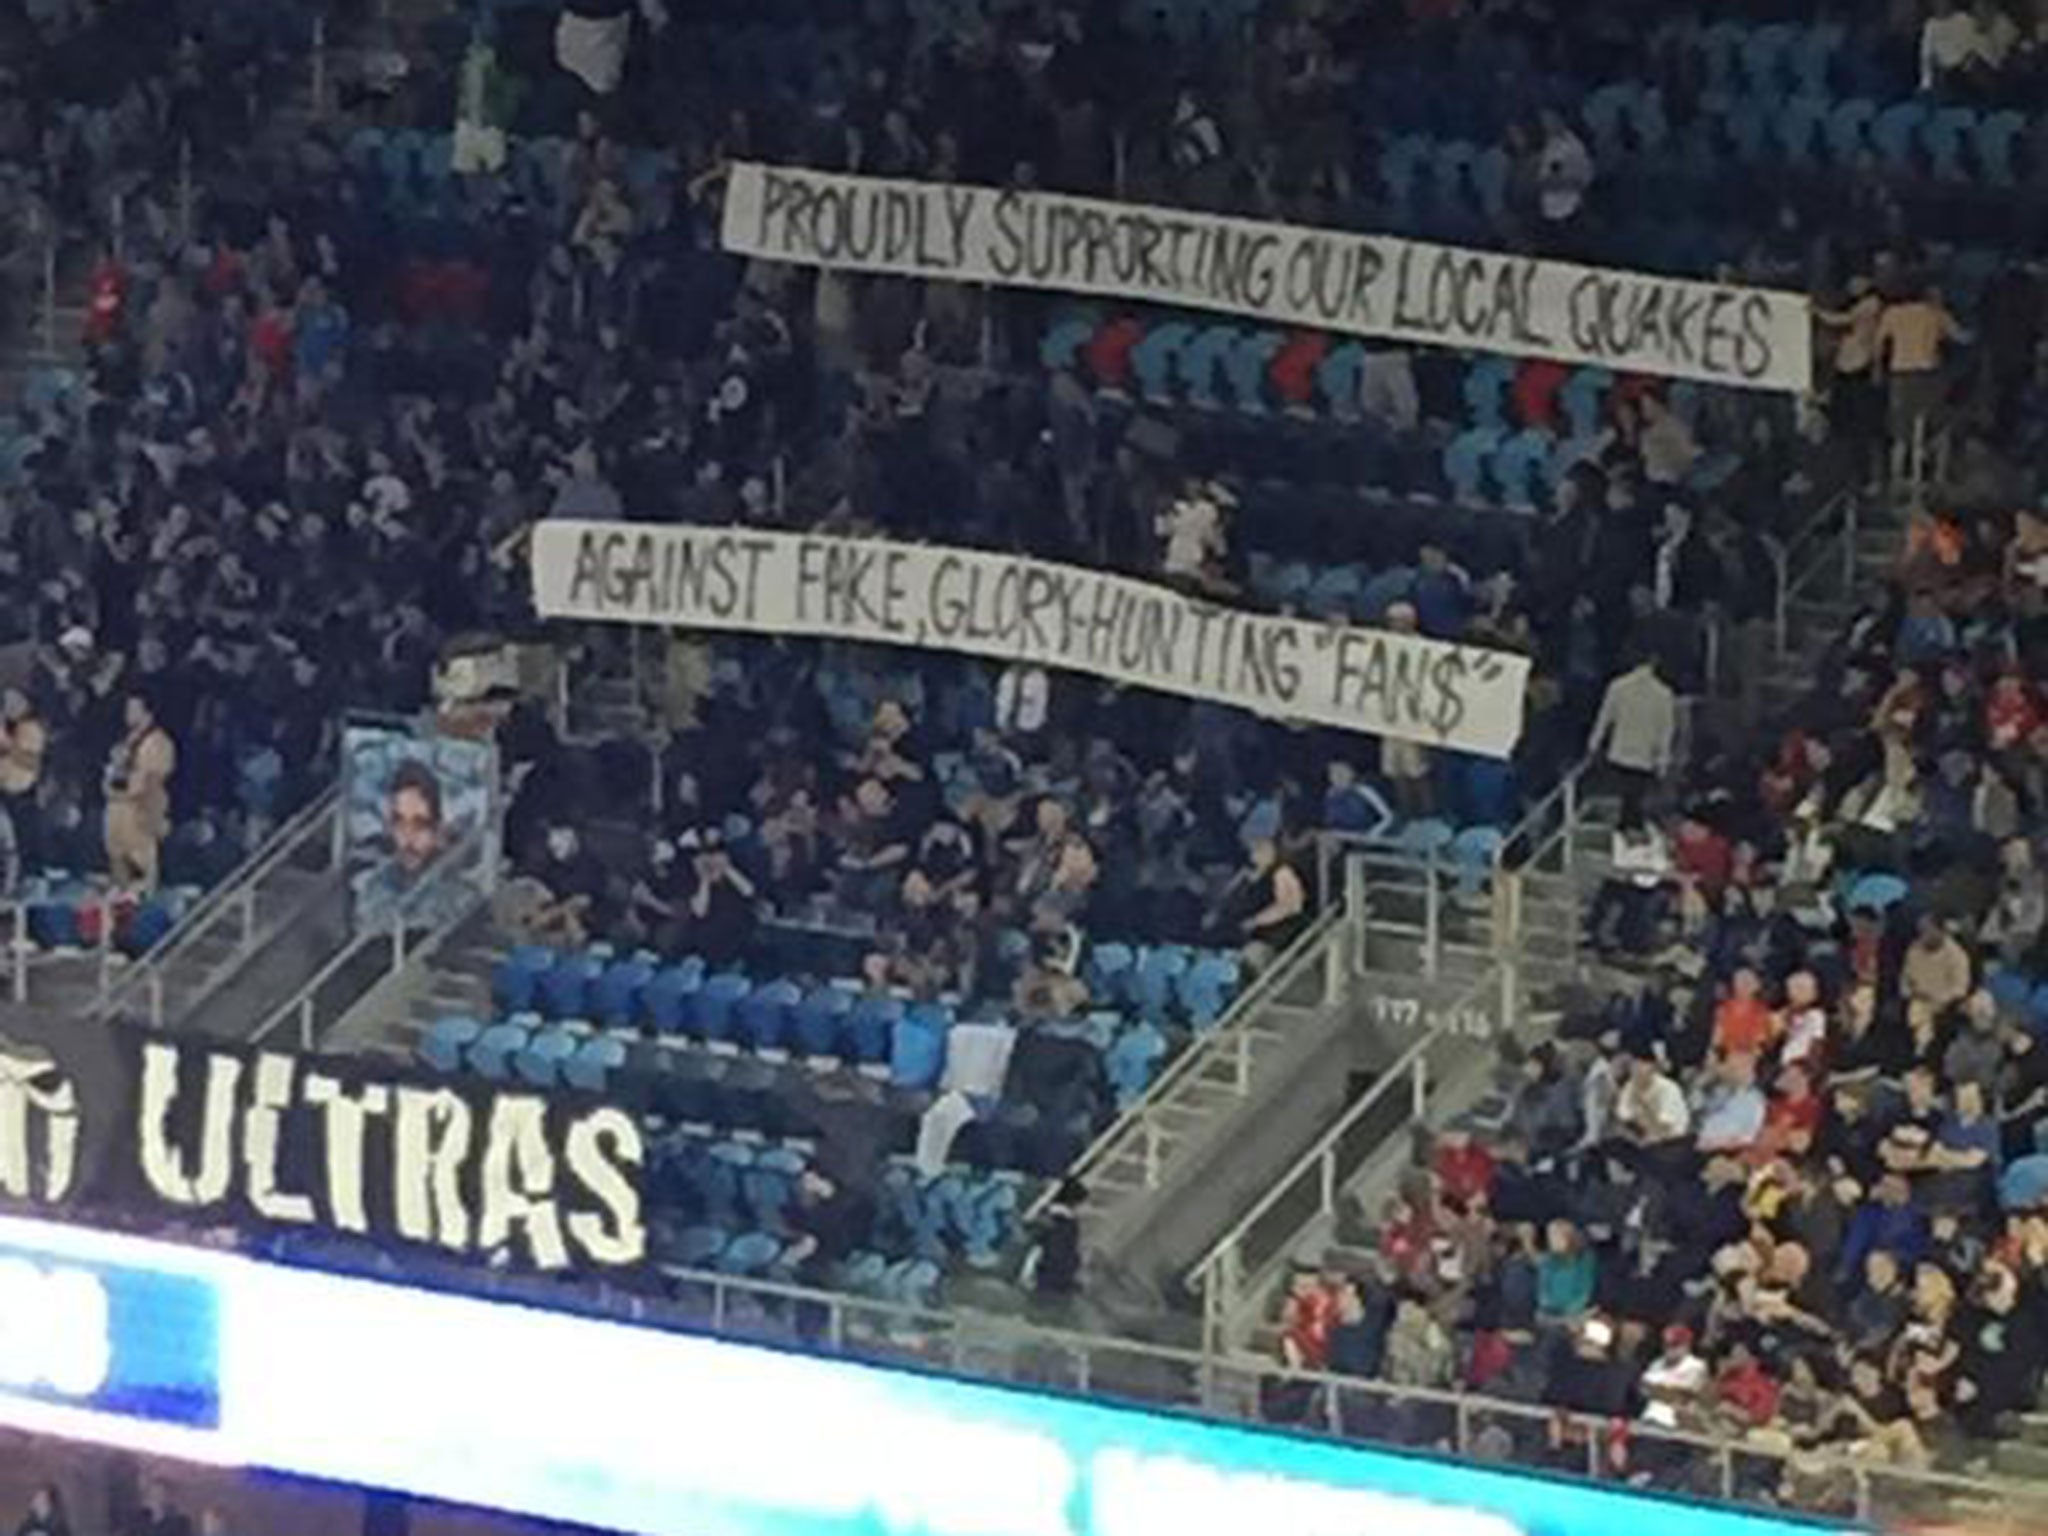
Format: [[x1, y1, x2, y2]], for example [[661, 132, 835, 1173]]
[[1432, 1127, 1496, 1212], [1714, 967, 1779, 1059], [1673, 812, 1734, 901], [1986, 671, 2041, 753], [1752, 1063, 1826, 1165], [83, 249, 128, 348], [1279, 1267, 1341, 1370], [1715, 1342, 1780, 1429]]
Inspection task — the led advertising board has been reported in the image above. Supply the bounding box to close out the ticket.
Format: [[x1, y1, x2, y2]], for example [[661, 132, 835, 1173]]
[[0, 1214, 1852, 1536]]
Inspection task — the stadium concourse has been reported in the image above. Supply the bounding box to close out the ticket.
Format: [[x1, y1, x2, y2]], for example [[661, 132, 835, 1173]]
[[0, 0, 2046, 1531]]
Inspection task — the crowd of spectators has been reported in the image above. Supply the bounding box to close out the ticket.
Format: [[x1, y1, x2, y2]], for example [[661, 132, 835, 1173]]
[[9, 0, 2048, 1514]]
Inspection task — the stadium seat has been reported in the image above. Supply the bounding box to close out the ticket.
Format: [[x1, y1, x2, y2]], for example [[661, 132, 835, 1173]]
[[563, 1035, 628, 1094], [420, 1016, 483, 1075]]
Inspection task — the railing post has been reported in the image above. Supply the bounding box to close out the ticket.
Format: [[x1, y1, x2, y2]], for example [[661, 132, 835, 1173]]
[[1455, 1397, 1471, 1457], [40, 233, 56, 358], [1343, 852, 1366, 986], [1141, 1117, 1162, 1186], [148, 971, 164, 1031], [710, 1280, 728, 1332], [1233, 1027, 1250, 1092], [1409, 1052, 1428, 1118], [1317, 1150, 1336, 1215], [1561, 772, 1579, 878], [298, 997, 315, 1052], [1841, 492, 1860, 593], [11, 918, 26, 1005], [239, 885, 256, 947], [1717, 1444, 1735, 1502], [1422, 852, 1440, 981], [826, 1297, 845, 1351], [1072, 1344, 1091, 1395], [1851, 1465, 1870, 1523], [1771, 541, 1789, 657], [177, 139, 195, 249], [312, 16, 327, 118], [110, 190, 125, 266]]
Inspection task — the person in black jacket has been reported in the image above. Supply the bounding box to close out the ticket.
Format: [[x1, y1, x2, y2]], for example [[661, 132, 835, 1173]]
[[1956, 1258, 2047, 1437]]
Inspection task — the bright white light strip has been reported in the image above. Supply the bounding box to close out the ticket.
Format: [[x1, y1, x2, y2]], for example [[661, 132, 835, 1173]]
[[0, 1215, 1830, 1536]]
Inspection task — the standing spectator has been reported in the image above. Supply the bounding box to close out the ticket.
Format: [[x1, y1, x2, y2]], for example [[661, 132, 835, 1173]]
[[104, 693, 175, 892], [0, 688, 46, 868], [1878, 283, 1969, 484], [1534, 108, 1594, 237], [1589, 654, 1677, 823]]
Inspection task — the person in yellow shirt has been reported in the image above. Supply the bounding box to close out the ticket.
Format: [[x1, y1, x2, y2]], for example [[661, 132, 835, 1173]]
[[104, 694, 176, 893]]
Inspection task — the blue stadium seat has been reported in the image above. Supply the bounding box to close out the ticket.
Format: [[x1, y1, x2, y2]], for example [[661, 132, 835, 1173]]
[[1823, 99, 1876, 166], [1132, 945, 1191, 1022], [1224, 331, 1283, 413], [492, 944, 556, 1013], [592, 956, 656, 1027], [515, 1026, 581, 1087], [690, 971, 752, 1043], [891, 1002, 951, 1089], [539, 950, 607, 1020], [469, 1021, 530, 1081], [1443, 427, 1503, 505], [738, 977, 802, 1053], [1926, 107, 1975, 185], [420, 1016, 483, 1075], [847, 995, 904, 1067], [794, 983, 856, 1058], [1084, 941, 1136, 1006], [1178, 325, 1241, 410], [563, 1035, 627, 1094], [1131, 320, 1193, 404], [1105, 1020, 1168, 1109], [1868, 101, 1927, 175], [645, 961, 704, 1036], [1977, 111, 2024, 187], [1178, 951, 1242, 1030]]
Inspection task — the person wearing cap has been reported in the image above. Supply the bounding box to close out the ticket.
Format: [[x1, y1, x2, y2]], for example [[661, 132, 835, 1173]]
[[1639, 1323, 1709, 1429]]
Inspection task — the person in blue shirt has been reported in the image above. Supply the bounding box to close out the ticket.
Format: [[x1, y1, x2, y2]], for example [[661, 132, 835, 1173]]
[[1410, 541, 1471, 639], [1837, 1171, 1931, 1285]]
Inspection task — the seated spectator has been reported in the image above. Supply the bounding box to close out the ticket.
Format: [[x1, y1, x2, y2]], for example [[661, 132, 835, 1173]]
[[1536, 1219, 1597, 1323], [1638, 1322, 1710, 1429], [1586, 812, 1672, 957], [1222, 836, 1309, 971], [1696, 1053, 1768, 1156]]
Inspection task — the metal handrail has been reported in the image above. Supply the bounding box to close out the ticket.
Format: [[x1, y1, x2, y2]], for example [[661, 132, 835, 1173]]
[[1773, 487, 1861, 655], [250, 823, 490, 1052], [94, 785, 343, 1015], [1186, 955, 1506, 1309], [1023, 906, 1345, 1224]]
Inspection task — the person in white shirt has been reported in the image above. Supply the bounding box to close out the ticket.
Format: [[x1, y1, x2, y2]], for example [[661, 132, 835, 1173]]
[[1589, 655, 1677, 823], [1639, 1324, 1710, 1429], [1535, 109, 1594, 225], [1156, 481, 1230, 589], [1615, 1053, 1691, 1148]]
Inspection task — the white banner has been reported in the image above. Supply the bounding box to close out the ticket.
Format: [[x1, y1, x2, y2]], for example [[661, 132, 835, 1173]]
[[531, 521, 1532, 758], [720, 161, 1812, 394]]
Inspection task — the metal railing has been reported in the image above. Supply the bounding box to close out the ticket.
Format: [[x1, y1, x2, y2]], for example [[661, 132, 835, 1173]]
[[93, 786, 344, 1026], [1185, 957, 1513, 1351], [4, 888, 113, 1003], [1771, 487, 1861, 658], [251, 824, 489, 1052], [1021, 906, 1346, 1225]]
